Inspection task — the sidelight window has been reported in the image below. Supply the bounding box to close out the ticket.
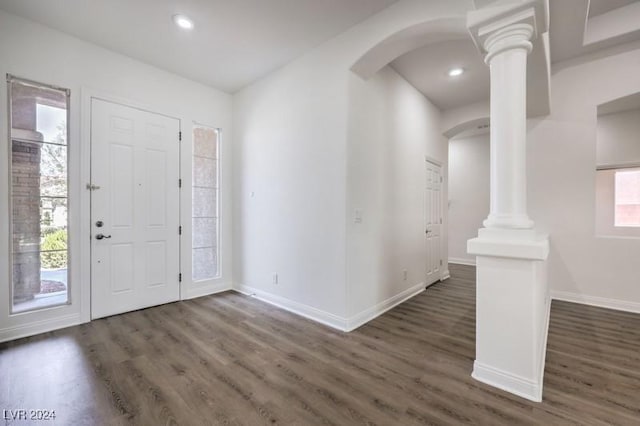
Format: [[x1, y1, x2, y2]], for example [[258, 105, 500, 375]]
[[8, 76, 70, 313], [192, 125, 220, 281]]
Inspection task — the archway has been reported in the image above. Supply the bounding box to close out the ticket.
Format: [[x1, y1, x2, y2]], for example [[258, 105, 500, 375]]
[[350, 17, 469, 81]]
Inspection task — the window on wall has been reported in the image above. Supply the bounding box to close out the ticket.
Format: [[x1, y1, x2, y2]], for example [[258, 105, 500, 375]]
[[8, 76, 70, 313], [614, 169, 640, 227], [596, 167, 640, 237], [192, 125, 220, 281], [595, 97, 640, 237]]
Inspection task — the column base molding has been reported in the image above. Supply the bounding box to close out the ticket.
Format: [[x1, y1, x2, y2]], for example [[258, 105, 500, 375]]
[[472, 360, 543, 402], [468, 229, 549, 260], [483, 213, 534, 230], [468, 232, 550, 402]]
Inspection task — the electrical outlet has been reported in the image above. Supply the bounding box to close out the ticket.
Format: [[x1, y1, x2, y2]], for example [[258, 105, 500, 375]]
[[272, 273, 278, 285], [403, 269, 408, 281]]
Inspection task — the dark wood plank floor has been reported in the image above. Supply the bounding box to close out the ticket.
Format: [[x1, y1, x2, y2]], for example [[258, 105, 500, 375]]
[[1, 264, 639, 425]]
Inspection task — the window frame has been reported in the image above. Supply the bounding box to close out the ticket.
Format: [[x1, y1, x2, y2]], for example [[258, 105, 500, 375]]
[[595, 164, 640, 238], [7, 74, 72, 315], [191, 123, 221, 282], [613, 168, 640, 228]]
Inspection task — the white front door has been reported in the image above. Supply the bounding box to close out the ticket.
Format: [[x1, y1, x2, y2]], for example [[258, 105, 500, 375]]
[[90, 98, 180, 319], [425, 160, 443, 284]]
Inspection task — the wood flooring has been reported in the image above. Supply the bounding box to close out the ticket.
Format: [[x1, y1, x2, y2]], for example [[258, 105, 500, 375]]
[[1, 264, 639, 425]]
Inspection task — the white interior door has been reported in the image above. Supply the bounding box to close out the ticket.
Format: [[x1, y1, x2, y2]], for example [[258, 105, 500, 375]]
[[90, 98, 180, 319], [425, 160, 443, 284]]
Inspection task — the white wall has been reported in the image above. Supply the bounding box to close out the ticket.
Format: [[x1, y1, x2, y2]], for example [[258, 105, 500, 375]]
[[528, 46, 640, 311], [233, 0, 470, 328], [232, 37, 350, 321], [346, 66, 447, 321], [448, 133, 489, 265], [0, 10, 233, 340], [596, 108, 640, 167]]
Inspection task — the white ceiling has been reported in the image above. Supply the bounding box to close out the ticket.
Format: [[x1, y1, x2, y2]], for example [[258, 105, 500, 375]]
[[3, 0, 639, 112], [588, 0, 638, 17], [0, 0, 399, 93], [598, 92, 640, 115], [391, 0, 640, 113], [396, 0, 640, 112], [550, 0, 640, 63], [390, 39, 489, 111]]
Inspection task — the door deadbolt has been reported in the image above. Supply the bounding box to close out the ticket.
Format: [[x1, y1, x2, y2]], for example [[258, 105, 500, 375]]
[[96, 221, 104, 227]]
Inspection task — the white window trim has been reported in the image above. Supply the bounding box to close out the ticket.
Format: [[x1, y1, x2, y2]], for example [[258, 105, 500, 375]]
[[181, 122, 228, 300], [0, 76, 80, 343], [595, 166, 640, 239]]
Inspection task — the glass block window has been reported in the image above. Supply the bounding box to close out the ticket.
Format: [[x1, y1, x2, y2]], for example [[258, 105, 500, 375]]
[[192, 125, 220, 281], [8, 76, 70, 313]]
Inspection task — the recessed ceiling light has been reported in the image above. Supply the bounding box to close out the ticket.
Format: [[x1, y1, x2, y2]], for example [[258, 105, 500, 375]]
[[173, 14, 194, 30], [448, 67, 464, 77]]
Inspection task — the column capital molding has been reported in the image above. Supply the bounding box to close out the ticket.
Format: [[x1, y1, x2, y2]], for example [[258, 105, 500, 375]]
[[467, 0, 548, 56], [483, 23, 534, 64]]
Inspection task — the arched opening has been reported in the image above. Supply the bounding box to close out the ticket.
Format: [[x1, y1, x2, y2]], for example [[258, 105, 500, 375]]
[[350, 18, 469, 80], [346, 15, 492, 315]]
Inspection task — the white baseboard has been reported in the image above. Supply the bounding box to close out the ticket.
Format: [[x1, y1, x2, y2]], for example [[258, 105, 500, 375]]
[[551, 290, 640, 314], [234, 281, 426, 333], [345, 282, 425, 332], [234, 284, 348, 331], [472, 361, 543, 402], [440, 270, 451, 281], [472, 295, 551, 403], [449, 257, 476, 266], [0, 313, 82, 343], [183, 282, 233, 300]]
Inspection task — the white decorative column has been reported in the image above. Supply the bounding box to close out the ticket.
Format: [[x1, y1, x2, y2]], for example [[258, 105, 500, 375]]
[[466, 0, 551, 402], [483, 23, 534, 230]]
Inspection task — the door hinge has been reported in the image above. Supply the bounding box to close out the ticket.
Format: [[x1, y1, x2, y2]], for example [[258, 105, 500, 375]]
[[440, 176, 443, 183], [440, 218, 443, 224], [179, 131, 182, 141], [179, 273, 182, 282], [440, 259, 443, 266], [179, 178, 182, 188], [179, 226, 182, 235]]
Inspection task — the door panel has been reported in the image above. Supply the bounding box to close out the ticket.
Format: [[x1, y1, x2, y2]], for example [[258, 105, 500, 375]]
[[110, 243, 134, 293], [146, 149, 168, 226], [146, 242, 167, 287], [425, 161, 443, 284], [91, 99, 180, 319], [110, 144, 134, 227]]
